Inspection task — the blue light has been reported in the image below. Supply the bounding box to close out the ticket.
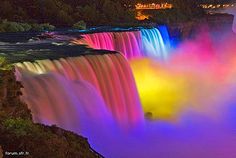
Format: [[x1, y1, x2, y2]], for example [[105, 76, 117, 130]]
[[141, 28, 168, 59]]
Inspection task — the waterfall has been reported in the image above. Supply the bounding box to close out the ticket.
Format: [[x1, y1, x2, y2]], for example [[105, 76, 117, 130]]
[[141, 28, 167, 58], [15, 53, 143, 129], [73, 28, 169, 59], [11, 25, 236, 158]]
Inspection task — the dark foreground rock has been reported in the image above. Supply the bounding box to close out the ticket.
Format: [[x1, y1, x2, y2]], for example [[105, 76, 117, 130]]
[[0, 69, 103, 158], [0, 145, 3, 158]]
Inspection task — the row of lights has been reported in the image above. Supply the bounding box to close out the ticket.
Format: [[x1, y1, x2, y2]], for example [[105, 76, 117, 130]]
[[135, 3, 235, 10], [201, 4, 234, 9], [135, 3, 173, 10]]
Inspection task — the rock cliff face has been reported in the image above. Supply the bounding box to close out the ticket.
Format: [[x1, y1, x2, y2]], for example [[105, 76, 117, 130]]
[[168, 13, 234, 41], [205, 13, 234, 32], [0, 69, 103, 158], [0, 69, 32, 120]]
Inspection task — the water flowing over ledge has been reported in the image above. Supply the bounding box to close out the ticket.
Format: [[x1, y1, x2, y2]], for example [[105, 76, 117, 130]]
[[72, 27, 170, 59], [5, 24, 236, 158], [15, 53, 144, 130]]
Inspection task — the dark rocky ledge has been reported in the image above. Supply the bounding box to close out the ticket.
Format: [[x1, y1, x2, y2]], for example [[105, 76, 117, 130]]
[[0, 68, 104, 158]]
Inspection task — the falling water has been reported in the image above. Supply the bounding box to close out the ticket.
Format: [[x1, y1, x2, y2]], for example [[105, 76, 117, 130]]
[[73, 28, 168, 59], [141, 28, 167, 58], [15, 53, 143, 128], [13, 26, 236, 158]]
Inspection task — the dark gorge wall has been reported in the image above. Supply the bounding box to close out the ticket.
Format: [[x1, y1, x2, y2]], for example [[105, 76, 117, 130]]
[[0, 69, 103, 158], [168, 13, 234, 41], [205, 13, 234, 32]]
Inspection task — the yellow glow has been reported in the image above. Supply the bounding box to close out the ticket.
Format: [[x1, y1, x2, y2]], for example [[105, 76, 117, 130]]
[[130, 59, 190, 120], [130, 56, 226, 121]]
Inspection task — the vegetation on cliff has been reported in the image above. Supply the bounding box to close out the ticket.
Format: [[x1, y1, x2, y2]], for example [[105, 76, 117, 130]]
[[0, 62, 103, 158], [1, 0, 230, 33], [0, 0, 135, 28], [72, 20, 87, 30], [0, 20, 56, 32]]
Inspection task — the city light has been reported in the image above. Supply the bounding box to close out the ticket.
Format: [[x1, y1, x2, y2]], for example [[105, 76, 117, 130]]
[[135, 3, 173, 10], [135, 2, 235, 10], [201, 3, 234, 9]]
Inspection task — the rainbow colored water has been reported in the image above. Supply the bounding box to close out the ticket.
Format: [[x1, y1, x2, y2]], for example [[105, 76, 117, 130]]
[[15, 27, 236, 158], [73, 28, 169, 59], [16, 54, 143, 128]]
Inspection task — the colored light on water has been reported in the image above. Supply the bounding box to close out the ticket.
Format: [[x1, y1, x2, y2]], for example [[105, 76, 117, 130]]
[[72, 27, 170, 59], [141, 28, 167, 58], [16, 54, 143, 128], [130, 32, 236, 121], [130, 58, 189, 120], [14, 26, 236, 158]]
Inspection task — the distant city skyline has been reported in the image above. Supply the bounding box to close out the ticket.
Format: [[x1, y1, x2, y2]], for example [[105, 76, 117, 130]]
[[135, 0, 236, 3]]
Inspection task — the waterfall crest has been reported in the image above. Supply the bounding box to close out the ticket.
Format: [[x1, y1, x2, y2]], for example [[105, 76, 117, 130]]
[[16, 53, 143, 128], [73, 28, 169, 59]]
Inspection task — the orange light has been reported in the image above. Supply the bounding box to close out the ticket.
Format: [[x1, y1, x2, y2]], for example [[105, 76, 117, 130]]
[[136, 11, 150, 21]]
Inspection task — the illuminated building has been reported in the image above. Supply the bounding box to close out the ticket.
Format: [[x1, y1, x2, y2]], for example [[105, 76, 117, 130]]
[[135, 3, 173, 10]]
